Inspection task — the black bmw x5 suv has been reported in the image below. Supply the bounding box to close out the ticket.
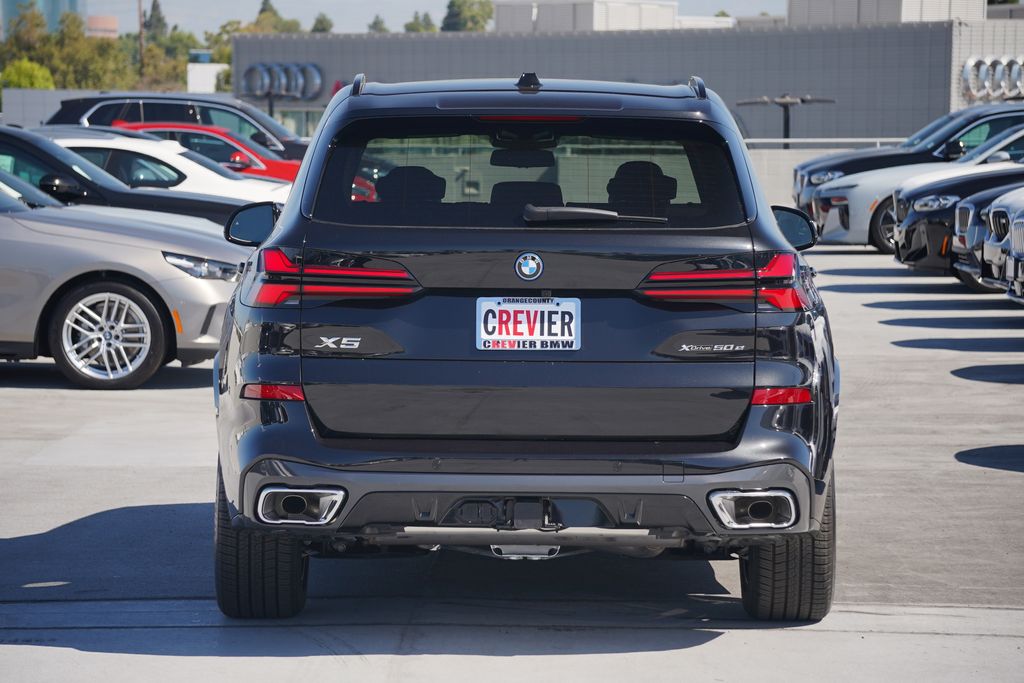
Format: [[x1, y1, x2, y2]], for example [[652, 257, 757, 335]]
[[214, 74, 840, 621]]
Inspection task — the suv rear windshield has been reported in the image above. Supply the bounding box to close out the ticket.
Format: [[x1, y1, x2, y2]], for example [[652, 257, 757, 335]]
[[314, 118, 745, 229]]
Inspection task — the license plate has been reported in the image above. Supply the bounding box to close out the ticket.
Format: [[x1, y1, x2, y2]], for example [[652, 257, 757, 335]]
[[476, 296, 581, 351]]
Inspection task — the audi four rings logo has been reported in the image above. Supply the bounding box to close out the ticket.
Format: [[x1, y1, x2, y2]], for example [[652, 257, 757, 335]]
[[242, 63, 324, 100], [962, 56, 1024, 100], [515, 253, 543, 281]]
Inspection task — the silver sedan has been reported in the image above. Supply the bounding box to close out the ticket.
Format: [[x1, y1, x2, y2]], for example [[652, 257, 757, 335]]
[[0, 172, 248, 389]]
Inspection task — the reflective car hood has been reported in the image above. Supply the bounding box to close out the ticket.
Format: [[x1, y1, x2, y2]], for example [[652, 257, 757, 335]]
[[989, 186, 1024, 215], [798, 146, 903, 173], [14, 205, 249, 263], [897, 161, 1021, 197], [815, 162, 950, 197]]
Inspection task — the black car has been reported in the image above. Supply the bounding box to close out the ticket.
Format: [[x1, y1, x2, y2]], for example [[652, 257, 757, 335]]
[[951, 183, 1024, 292], [45, 92, 308, 161], [0, 126, 245, 224], [213, 73, 840, 622], [893, 161, 1024, 279], [794, 104, 1024, 213]]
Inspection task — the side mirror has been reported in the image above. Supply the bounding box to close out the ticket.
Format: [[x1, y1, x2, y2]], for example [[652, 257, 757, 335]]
[[39, 174, 86, 202], [224, 151, 253, 172], [943, 140, 966, 160], [249, 131, 271, 147], [772, 205, 818, 251], [985, 150, 1012, 164], [224, 201, 280, 247]]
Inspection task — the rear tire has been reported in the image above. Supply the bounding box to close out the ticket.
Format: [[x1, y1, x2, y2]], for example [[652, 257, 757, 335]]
[[739, 474, 836, 621], [954, 269, 1003, 294], [869, 199, 897, 254], [214, 466, 308, 618]]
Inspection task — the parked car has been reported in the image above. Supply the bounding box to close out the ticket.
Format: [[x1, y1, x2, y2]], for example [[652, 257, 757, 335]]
[[0, 126, 246, 224], [951, 183, 1024, 292], [114, 122, 302, 182], [794, 104, 1024, 213], [981, 188, 1024, 292], [1006, 202, 1024, 305], [213, 74, 839, 622], [37, 128, 292, 204], [892, 160, 1024, 281], [813, 123, 1024, 253], [45, 92, 308, 160], [0, 168, 248, 389]]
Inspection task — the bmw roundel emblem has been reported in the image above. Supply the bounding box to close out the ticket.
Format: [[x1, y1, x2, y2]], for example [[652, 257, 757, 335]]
[[515, 252, 543, 281]]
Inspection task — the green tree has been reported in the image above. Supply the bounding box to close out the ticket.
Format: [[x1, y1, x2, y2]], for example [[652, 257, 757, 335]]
[[252, 0, 301, 33], [1, 57, 55, 88], [441, 0, 492, 31], [311, 12, 333, 32], [1, 2, 51, 65], [405, 11, 438, 32], [368, 14, 389, 33], [144, 0, 168, 40], [715, 10, 730, 17], [48, 13, 135, 89]]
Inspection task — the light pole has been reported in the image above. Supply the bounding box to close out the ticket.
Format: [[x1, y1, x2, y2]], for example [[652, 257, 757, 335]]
[[736, 94, 836, 149]]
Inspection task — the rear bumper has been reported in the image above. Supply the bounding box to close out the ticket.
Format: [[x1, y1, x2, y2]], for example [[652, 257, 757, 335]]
[[234, 459, 822, 544]]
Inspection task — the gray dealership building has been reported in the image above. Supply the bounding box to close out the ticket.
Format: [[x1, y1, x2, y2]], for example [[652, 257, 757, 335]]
[[233, 18, 1024, 140]]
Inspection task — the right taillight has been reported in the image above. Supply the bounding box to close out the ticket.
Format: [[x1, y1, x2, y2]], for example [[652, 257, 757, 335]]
[[245, 247, 419, 307], [638, 252, 809, 311]]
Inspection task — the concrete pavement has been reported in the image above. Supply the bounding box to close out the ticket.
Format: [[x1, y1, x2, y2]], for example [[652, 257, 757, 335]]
[[1, 245, 1022, 680]]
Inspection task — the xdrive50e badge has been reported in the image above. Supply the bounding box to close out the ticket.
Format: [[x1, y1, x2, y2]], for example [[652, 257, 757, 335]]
[[515, 252, 543, 281]]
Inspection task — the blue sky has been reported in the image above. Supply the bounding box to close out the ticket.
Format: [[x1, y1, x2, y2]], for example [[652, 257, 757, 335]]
[[87, 1, 787, 37]]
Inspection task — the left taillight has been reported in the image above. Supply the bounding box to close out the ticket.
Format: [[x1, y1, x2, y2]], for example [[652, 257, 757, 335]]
[[637, 252, 810, 312], [244, 247, 419, 307]]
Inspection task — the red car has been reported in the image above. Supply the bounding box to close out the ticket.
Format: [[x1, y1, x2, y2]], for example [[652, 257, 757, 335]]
[[115, 122, 301, 182]]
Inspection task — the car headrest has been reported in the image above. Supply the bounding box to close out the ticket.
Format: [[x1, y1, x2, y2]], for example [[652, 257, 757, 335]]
[[606, 161, 678, 204], [375, 166, 446, 203], [490, 181, 564, 207]]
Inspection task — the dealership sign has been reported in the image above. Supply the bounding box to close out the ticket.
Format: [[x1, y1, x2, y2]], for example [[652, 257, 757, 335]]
[[961, 56, 1023, 100], [242, 63, 323, 100]]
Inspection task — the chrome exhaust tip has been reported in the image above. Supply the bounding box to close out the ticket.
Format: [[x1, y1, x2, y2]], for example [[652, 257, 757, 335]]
[[708, 490, 796, 529], [257, 486, 346, 526]]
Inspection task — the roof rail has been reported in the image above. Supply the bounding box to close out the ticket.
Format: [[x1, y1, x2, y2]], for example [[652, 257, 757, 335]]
[[688, 76, 707, 100], [351, 73, 366, 96]]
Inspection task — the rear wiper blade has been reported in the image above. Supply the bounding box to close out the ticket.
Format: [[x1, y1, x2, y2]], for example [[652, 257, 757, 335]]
[[523, 204, 668, 224]]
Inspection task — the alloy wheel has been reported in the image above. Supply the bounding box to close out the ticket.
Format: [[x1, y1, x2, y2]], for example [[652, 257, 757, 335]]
[[61, 293, 152, 381]]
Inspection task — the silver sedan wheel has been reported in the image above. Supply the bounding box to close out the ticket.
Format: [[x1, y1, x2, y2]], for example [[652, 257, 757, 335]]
[[879, 205, 898, 247], [61, 293, 152, 381]]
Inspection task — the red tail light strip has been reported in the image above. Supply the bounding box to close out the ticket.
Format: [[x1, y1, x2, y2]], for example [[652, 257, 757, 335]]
[[241, 383, 305, 401], [751, 387, 812, 405], [639, 253, 804, 310], [262, 247, 413, 279], [641, 288, 755, 301], [303, 284, 417, 297]]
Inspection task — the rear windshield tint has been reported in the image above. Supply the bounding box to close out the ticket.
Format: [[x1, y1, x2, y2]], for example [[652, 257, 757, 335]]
[[313, 118, 745, 229]]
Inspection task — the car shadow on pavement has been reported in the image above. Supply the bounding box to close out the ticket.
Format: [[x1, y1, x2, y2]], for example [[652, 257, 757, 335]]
[[818, 267, 926, 278], [955, 446, 1024, 473], [880, 316, 1024, 330], [892, 338, 1024, 353], [864, 299, 1019, 311], [0, 362, 211, 390], [951, 364, 1024, 384], [819, 282, 966, 295], [0, 504, 774, 658]]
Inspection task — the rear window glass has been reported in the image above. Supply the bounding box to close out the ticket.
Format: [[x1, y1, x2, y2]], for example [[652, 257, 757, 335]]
[[313, 118, 745, 229]]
